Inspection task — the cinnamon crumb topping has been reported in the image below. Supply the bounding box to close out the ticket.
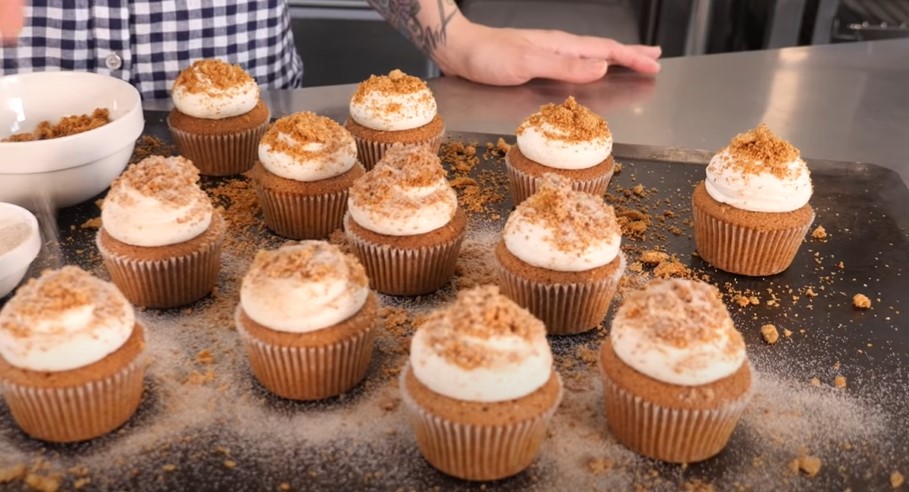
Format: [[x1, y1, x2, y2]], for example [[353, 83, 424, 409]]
[[245, 242, 367, 289], [3, 108, 110, 142], [349, 144, 452, 214], [0, 266, 130, 339], [616, 279, 743, 353], [516, 96, 610, 142], [852, 293, 871, 309], [260, 112, 353, 164], [173, 59, 255, 95], [716, 124, 803, 179], [509, 173, 620, 253], [352, 69, 431, 106], [107, 155, 210, 211], [421, 286, 546, 370]]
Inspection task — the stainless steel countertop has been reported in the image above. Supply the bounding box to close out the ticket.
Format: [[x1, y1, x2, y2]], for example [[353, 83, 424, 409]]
[[149, 39, 909, 183]]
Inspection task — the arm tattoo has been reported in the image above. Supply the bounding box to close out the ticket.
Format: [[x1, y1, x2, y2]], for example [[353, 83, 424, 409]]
[[368, 0, 459, 58]]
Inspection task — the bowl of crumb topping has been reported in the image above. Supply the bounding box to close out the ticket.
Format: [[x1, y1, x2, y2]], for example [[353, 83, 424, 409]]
[[0, 71, 145, 208], [0, 202, 41, 299]]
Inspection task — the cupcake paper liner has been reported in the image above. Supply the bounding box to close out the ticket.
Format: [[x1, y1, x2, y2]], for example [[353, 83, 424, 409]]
[[399, 364, 563, 481], [344, 214, 464, 296], [600, 363, 752, 464], [236, 311, 376, 401], [254, 183, 350, 240], [97, 230, 224, 309], [353, 127, 445, 171], [168, 115, 270, 176], [498, 254, 626, 335], [0, 354, 146, 443], [693, 202, 815, 276], [505, 153, 614, 205]]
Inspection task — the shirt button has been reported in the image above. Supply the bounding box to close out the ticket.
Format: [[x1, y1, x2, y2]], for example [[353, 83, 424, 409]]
[[105, 53, 122, 70]]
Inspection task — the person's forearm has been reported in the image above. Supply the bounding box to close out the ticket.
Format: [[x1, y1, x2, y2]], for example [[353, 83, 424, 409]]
[[366, 0, 463, 62]]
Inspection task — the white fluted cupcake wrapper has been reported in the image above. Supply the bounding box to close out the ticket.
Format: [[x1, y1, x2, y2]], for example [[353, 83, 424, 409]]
[[344, 214, 464, 296], [0, 355, 146, 443], [97, 233, 223, 309], [399, 364, 563, 481], [168, 115, 270, 176], [600, 363, 752, 464], [498, 254, 625, 335], [352, 127, 445, 171], [236, 311, 376, 401], [505, 153, 614, 205], [255, 183, 350, 240], [693, 204, 815, 276]]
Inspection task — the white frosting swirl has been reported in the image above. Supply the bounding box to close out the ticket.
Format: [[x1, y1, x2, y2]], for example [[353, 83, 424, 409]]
[[172, 59, 259, 119], [347, 145, 457, 236], [0, 267, 136, 372], [258, 112, 358, 182], [705, 149, 812, 213], [611, 279, 747, 386], [349, 70, 437, 131], [102, 156, 213, 247], [503, 175, 621, 271], [517, 123, 613, 170], [409, 286, 552, 402], [240, 241, 369, 333]]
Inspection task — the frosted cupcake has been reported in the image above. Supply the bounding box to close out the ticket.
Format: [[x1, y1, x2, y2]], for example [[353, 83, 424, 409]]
[[167, 58, 271, 175], [496, 174, 625, 335], [344, 69, 445, 170], [505, 97, 615, 204], [400, 286, 562, 481], [600, 278, 752, 463], [235, 241, 378, 400], [0, 267, 146, 442], [693, 124, 815, 276], [344, 145, 465, 295], [97, 155, 226, 308], [251, 112, 364, 239]]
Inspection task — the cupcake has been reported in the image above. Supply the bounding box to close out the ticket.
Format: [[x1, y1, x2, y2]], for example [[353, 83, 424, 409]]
[[167, 58, 271, 176], [344, 69, 445, 170], [496, 174, 625, 335], [235, 241, 378, 400], [0, 267, 146, 443], [505, 96, 615, 204], [251, 112, 364, 240], [400, 286, 562, 481], [344, 145, 465, 296], [600, 278, 752, 463], [97, 155, 226, 309], [692, 124, 815, 276]]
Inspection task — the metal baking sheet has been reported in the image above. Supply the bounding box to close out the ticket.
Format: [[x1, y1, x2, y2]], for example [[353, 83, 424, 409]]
[[1, 112, 907, 491]]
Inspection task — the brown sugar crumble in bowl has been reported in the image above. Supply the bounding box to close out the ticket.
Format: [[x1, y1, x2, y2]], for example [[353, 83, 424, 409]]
[[3, 108, 111, 142]]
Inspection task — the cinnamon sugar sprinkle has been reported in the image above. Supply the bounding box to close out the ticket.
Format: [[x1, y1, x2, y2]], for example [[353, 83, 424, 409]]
[[352, 69, 430, 104], [617, 279, 744, 353], [717, 124, 803, 178], [173, 59, 255, 95], [244, 242, 366, 289], [0, 267, 128, 339], [3, 108, 110, 142], [259, 112, 353, 164], [509, 174, 620, 253], [516, 96, 610, 142], [421, 286, 545, 370]]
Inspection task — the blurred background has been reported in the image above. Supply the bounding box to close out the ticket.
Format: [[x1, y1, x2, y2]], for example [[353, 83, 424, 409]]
[[289, 0, 909, 87]]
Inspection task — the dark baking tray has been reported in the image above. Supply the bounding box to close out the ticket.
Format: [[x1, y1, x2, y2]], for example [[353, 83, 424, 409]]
[[1, 112, 907, 491]]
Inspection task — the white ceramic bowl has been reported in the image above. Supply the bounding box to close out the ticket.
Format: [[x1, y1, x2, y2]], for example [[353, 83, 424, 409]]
[[0, 71, 145, 209], [0, 202, 41, 299]]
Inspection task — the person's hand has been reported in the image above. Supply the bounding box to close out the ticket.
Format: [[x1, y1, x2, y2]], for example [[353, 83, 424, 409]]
[[0, 0, 24, 44], [434, 16, 661, 85]]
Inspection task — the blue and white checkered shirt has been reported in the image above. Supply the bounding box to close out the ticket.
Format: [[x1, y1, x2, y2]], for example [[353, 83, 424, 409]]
[[0, 0, 304, 100]]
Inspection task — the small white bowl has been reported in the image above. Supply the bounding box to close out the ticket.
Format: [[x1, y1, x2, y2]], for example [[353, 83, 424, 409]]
[[0, 202, 41, 299], [0, 71, 145, 209]]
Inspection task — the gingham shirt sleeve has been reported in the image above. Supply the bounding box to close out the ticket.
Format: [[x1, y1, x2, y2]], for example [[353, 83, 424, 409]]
[[0, 0, 304, 101]]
